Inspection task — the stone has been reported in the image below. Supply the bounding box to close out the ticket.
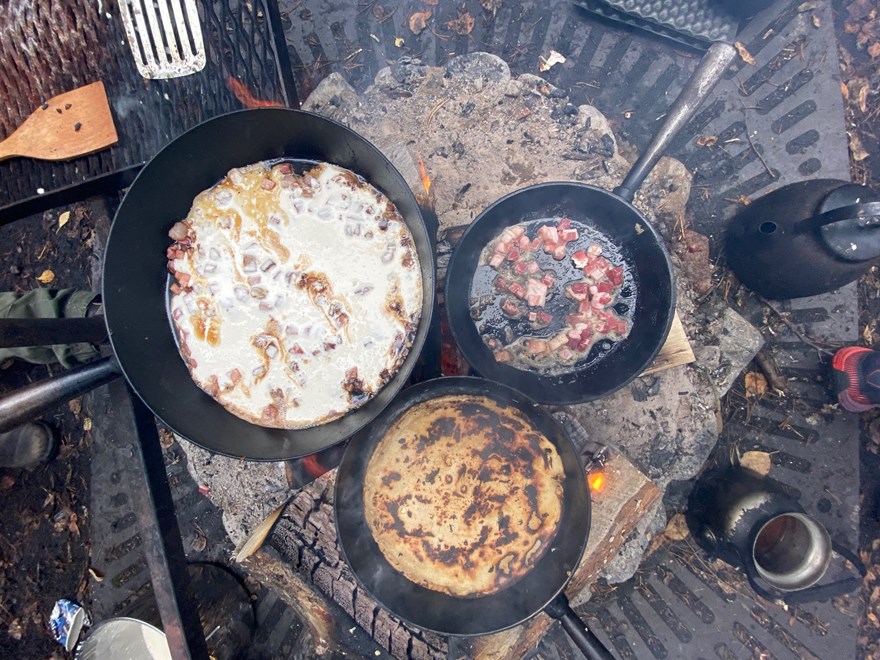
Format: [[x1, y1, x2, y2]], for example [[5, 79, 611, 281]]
[[715, 307, 766, 394]]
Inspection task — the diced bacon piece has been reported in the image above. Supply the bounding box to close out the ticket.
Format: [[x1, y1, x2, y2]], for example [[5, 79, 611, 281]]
[[506, 246, 521, 261], [495, 240, 509, 254], [517, 234, 531, 247], [578, 300, 592, 313], [560, 228, 579, 242], [548, 333, 568, 351], [585, 265, 606, 281], [489, 252, 505, 268], [539, 225, 559, 244], [566, 314, 587, 326], [501, 298, 523, 317], [291, 343, 305, 354], [538, 310, 553, 325], [591, 291, 613, 309], [528, 237, 544, 250], [577, 340, 590, 352], [508, 281, 527, 299], [559, 348, 575, 361], [541, 272, 555, 287], [552, 245, 568, 261], [580, 327, 593, 341], [567, 336, 580, 349], [593, 256, 610, 271], [596, 281, 615, 294], [571, 250, 590, 269], [494, 276, 509, 291], [557, 217, 572, 230], [526, 279, 548, 307], [513, 260, 529, 276], [568, 328, 582, 339], [526, 261, 541, 274], [607, 266, 624, 286], [567, 282, 589, 301], [615, 319, 628, 335], [587, 243, 603, 257], [510, 225, 526, 238], [528, 311, 538, 322], [494, 349, 511, 363], [528, 339, 549, 355]]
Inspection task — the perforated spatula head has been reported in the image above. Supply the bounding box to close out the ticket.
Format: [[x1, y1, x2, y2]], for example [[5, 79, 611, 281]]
[[119, 0, 206, 79]]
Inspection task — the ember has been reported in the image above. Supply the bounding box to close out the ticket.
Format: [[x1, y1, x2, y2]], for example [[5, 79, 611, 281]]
[[588, 472, 605, 492]]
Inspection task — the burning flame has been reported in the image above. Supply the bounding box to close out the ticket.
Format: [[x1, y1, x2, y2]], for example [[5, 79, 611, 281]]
[[226, 76, 284, 109], [418, 157, 432, 199], [588, 472, 605, 492]]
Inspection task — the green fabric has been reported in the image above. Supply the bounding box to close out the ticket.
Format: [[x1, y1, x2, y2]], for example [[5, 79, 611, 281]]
[[0, 289, 101, 368]]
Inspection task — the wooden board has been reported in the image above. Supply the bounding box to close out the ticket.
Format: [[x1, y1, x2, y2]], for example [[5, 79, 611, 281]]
[[642, 312, 695, 376]]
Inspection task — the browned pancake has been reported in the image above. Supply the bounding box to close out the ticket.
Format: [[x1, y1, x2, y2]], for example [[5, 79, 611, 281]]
[[363, 394, 565, 597]]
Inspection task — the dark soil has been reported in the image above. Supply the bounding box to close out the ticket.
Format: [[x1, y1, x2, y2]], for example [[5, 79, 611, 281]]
[[0, 200, 106, 659]]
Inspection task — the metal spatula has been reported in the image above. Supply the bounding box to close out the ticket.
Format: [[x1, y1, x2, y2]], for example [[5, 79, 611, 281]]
[[119, 0, 206, 79]]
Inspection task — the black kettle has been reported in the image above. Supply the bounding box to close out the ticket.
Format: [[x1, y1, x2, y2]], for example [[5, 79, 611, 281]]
[[726, 179, 880, 299]]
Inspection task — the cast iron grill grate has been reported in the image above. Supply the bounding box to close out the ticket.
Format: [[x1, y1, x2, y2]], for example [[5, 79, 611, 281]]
[[0, 0, 291, 223]]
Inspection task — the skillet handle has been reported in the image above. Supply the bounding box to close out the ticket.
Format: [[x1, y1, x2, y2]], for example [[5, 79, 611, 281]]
[[613, 41, 737, 202], [0, 356, 121, 432], [546, 593, 615, 660]]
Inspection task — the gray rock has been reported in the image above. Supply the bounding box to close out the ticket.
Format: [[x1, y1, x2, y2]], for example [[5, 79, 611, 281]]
[[716, 307, 766, 394]]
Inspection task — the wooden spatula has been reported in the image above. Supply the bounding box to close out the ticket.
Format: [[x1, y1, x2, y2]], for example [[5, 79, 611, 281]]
[[0, 82, 119, 162]]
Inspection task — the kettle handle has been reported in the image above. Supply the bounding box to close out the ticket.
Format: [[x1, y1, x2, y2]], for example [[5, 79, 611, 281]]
[[796, 201, 880, 233], [737, 540, 866, 605]]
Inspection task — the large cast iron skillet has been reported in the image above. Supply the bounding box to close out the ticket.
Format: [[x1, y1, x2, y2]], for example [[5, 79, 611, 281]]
[[336, 376, 613, 659], [0, 109, 435, 460]]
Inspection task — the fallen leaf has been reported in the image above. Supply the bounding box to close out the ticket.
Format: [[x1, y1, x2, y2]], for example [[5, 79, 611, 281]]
[[744, 371, 768, 398], [191, 534, 208, 552], [516, 107, 531, 121], [447, 11, 475, 35], [408, 10, 431, 35], [841, 81, 849, 100], [7, 619, 23, 640], [83, 417, 92, 431], [36, 269, 55, 284], [539, 49, 566, 72], [870, 42, 880, 58], [740, 450, 773, 476], [58, 210, 70, 229], [811, 13, 821, 28], [68, 398, 82, 417], [696, 135, 718, 147], [737, 195, 752, 206], [850, 132, 870, 162], [735, 41, 756, 65], [480, 0, 503, 11], [394, 36, 404, 47], [68, 512, 80, 537], [0, 475, 15, 491], [663, 512, 690, 541]]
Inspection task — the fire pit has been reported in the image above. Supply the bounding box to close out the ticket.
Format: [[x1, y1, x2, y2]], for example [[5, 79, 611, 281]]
[[177, 50, 767, 656]]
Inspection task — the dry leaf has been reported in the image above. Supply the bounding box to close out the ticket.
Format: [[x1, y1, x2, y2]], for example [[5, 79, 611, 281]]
[[538, 50, 566, 72], [394, 36, 404, 47], [480, 0, 503, 11], [36, 269, 55, 284], [68, 513, 80, 537], [850, 132, 870, 162], [735, 41, 756, 65], [857, 83, 870, 113], [191, 534, 207, 552], [663, 513, 690, 541], [408, 10, 431, 35], [841, 81, 849, 100], [7, 619, 23, 640], [83, 417, 92, 431], [744, 371, 768, 398], [235, 498, 290, 562], [447, 11, 475, 35], [696, 135, 718, 147], [58, 210, 70, 229], [740, 450, 773, 476], [869, 42, 880, 58], [737, 195, 752, 206], [811, 13, 821, 28]]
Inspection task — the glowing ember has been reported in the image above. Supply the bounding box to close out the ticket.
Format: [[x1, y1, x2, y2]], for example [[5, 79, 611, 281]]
[[588, 472, 605, 492], [418, 157, 432, 199], [226, 76, 284, 109]]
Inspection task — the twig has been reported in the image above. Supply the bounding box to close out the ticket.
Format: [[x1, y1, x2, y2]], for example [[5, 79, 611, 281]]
[[755, 350, 787, 393], [758, 296, 834, 355], [745, 130, 776, 179], [426, 98, 448, 122]]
